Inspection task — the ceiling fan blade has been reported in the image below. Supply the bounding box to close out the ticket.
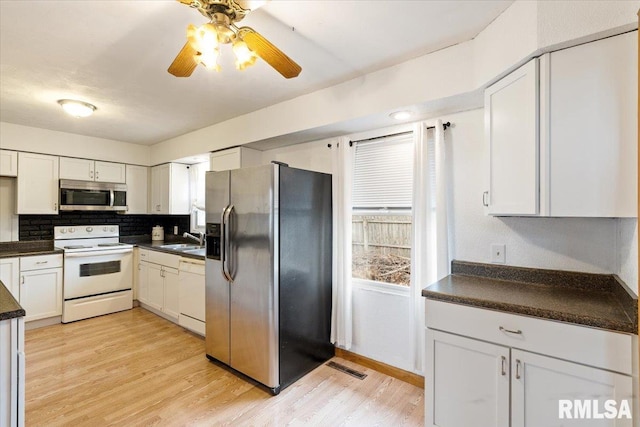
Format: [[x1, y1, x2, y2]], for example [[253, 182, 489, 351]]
[[168, 42, 199, 77], [241, 28, 301, 79]]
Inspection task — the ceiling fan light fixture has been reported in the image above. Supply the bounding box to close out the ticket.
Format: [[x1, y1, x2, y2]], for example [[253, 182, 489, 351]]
[[194, 23, 219, 51], [232, 39, 257, 70], [197, 49, 221, 71], [389, 110, 413, 121], [57, 99, 97, 118]]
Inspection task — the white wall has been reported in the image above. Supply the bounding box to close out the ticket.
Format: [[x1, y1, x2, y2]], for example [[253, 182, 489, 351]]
[[618, 219, 638, 294], [0, 122, 150, 166]]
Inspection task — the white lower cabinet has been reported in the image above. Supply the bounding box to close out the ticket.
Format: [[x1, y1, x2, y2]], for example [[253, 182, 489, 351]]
[[425, 300, 635, 427], [0, 258, 20, 301], [162, 267, 179, 319], [427, 330, 509, 427], [511, 349, 633, 427], [19, 255, 63, 322], [138, 250, 180, 321], [0, 317, 25, 427]]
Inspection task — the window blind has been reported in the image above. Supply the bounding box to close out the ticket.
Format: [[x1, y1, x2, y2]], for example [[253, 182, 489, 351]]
[[352, 132, 414, 209]]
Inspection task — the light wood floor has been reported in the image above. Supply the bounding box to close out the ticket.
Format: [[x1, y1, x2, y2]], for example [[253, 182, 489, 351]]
[[25, 307, 424, 426]]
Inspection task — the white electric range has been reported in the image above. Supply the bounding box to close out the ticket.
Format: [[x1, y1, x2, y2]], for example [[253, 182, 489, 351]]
[[54, 225, 133, 323]]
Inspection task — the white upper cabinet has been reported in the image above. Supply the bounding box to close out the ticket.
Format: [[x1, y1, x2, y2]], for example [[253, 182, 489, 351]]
[[210, 147, 262, 171], [0, 150, 18, 177], [94, 161, 126, 183], [485, 32, 637, 218], [16, 152, 59, 214], [125, 164, 148, 214], [150, 163, 190, 215], [485, 58, 539, 216], [544, 31, 637, 217], [59, 157, 125, 183], [59, 157, 94, 181]]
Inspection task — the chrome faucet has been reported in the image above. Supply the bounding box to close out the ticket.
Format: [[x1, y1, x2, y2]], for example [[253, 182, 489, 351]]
[[183, 231, 204, 246]]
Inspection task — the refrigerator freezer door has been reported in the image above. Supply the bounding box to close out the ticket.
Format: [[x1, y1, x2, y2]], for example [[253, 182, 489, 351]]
[[229, 165, 279, 389], [205, 171, 231, 365]]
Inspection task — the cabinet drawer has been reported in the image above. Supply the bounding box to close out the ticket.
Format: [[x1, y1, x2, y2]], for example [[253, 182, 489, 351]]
[[148, 250, 180, 269], [179, 258, 205, 274], [425, 299, 634, 375], [139, 249, 149, 260], [20, 254, 63, 271]]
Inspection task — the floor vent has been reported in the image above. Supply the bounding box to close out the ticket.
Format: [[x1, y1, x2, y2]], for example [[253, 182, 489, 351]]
[[326, 361, 367, 380]]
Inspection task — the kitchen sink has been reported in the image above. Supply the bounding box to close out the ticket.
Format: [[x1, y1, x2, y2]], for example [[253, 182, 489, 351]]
[[183, 248, 206, 256], [158, 244, 201, 250]]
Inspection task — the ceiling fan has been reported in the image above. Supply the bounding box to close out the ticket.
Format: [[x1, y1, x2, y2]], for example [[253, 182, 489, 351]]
[[168, 0, 301, 79]]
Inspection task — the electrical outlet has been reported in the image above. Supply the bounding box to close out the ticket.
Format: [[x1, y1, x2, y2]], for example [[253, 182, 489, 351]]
[[491, 244, 506, 264]]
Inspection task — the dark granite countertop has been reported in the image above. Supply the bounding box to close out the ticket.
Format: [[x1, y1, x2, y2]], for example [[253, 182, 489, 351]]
[[422, 261, 638, 334], [0, 241, 63, 259], [0, 280, 25, 320], [122, 235, 205, 261]]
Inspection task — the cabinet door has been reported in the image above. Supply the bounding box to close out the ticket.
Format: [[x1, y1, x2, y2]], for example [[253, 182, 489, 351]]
[[150, 164, 170, 214], [546, 32, 637, 217], [0, 150, 18, 177], [16, 152, 59, 214], [125, 165, 148, 214], [138, 261, 150, 304], [59, 157, 94, 181], [210, 148, 242, 172], [425, 329, 510, 427], [20, 268, 63, 322], [146, 263, 164, 311], [163, 267, 180, 319], [0, 258, 20, 301], [511, 349, 633, 427], [169, 163, 190, 215], [95, 161, 126, 183], [485, 58, 539, 216]]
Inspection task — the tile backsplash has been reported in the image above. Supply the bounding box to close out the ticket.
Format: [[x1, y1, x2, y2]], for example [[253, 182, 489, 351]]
[[19, 212, 190, 241]]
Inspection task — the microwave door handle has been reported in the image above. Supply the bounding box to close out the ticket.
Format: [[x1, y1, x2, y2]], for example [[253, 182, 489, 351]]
[[110, 189, 115, 207]]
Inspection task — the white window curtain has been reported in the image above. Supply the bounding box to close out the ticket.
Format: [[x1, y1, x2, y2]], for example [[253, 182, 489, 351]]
[[331, 137, 354, 349], [411, 119, 450, 373]]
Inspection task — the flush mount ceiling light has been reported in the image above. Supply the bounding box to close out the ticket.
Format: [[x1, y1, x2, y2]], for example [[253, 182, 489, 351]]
[[57, 99, 97, 118], [389, 111, 414, 121], [168, 0, 301, 79]]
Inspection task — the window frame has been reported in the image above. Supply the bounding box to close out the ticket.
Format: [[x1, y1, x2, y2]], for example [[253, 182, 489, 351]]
[[349, 123, 416, 292]]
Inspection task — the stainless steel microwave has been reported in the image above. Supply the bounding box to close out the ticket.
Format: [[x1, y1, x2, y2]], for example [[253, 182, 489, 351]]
[[59, 179, 127, 211]]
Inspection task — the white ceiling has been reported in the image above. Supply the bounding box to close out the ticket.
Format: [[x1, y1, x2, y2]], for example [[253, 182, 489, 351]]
[[0, 0, 512, 146]]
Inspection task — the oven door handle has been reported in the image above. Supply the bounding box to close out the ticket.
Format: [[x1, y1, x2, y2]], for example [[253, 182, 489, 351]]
[[65, 248, 133, 258]]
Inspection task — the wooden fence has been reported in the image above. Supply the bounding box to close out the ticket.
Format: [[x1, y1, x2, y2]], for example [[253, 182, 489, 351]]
[[352, 215, 411, 258], [352, 214, 412, 286]]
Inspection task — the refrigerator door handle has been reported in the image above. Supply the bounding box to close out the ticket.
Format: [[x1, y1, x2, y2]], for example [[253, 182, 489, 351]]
[[223, 204, 235, 282], [220, 205, 232, 282]]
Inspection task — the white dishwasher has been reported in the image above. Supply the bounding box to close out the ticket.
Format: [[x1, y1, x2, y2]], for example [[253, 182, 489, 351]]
[[178, 258, 205, 336]]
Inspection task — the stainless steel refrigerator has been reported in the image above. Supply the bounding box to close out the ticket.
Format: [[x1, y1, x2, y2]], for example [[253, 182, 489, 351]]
[[204, 163, 333, 394]]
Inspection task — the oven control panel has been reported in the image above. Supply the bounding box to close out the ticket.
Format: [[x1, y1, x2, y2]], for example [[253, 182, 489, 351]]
[[54, 225, 119, 239]]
